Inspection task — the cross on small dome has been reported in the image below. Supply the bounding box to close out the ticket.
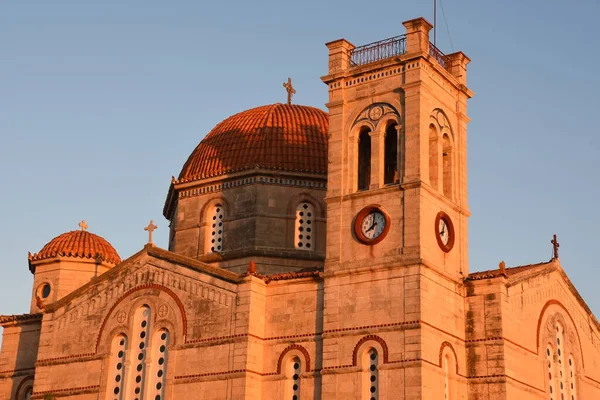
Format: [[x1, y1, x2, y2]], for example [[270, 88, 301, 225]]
[[79, 220, 88, 231]]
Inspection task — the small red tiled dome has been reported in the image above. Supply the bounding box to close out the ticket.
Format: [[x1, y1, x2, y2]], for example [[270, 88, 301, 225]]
[[30, 229, 121, 266], [177, 103, 329, 182]]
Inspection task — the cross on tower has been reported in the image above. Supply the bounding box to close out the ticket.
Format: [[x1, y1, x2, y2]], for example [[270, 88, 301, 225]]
[[79, 220, 88, 231], [551, 234, 560, 259], [283, 77, 296, 105], [144, 220, 158, 245]]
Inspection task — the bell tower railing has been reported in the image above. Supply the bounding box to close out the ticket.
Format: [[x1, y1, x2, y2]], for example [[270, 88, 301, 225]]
[[349, 35, 407, 67]]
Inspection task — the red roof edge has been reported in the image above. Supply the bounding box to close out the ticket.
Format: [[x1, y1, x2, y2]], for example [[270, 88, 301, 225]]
[[465, 259, 555, 281]]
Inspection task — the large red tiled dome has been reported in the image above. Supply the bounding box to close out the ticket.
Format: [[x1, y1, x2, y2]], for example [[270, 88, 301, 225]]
[[30, 230, 121, 266], [177, 103, 329, 182]]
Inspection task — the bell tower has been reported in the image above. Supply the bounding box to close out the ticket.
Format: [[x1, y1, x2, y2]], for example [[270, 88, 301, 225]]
[[321, 17, 472, 280], [320, 17, 473, 399]]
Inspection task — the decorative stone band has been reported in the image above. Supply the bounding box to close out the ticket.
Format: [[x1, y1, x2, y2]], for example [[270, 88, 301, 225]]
[[36, 353, 100, 367], [333, 62, 420, 91], [177, 175, 326, 200], [245, 269, 322, 284]]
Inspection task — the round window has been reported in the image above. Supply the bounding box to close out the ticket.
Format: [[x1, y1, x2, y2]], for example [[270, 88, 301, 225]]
[[38, 283, 51, 299]]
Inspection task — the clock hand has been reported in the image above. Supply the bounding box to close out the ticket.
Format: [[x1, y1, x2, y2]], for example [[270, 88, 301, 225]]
[[366, 222, 378, 232]]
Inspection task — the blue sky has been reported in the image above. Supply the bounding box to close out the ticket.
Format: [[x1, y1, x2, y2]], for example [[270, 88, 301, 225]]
[[1, 0, 599, 321]]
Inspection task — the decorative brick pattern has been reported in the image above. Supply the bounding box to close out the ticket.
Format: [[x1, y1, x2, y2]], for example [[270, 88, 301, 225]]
[[352, 335, 389, 366], [276, 344, 311, 374]]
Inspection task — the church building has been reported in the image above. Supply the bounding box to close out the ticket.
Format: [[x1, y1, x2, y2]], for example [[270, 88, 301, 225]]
[[2, 16, 600, 400]]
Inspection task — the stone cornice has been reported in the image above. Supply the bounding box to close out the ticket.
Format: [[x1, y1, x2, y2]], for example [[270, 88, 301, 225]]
[[0, 313, 42, 327], [164, 170, 327, 220]]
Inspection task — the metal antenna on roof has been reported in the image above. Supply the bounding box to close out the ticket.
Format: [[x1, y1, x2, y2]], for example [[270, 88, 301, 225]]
[[433, 0, 437, 48]]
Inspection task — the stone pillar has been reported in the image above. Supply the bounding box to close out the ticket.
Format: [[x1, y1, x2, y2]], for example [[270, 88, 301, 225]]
[[445, 51, 471, 85], [371, 130, 382, 189], [402, 17, 433, 54], [325, 39, 355, 75]]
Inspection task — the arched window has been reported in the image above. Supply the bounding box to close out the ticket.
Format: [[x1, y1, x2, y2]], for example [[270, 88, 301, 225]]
[[546, 345, 555, 399], [107, 334, 128, 399], [206, 203, 224, 253], [127, 305, 151, 399], [358, 128, 371, 191], [556, 322, 566, 400], [442, 134, 452, 199], [295, 202, 314, 250], [106, 306, 172, 400], [24, 388, 32, 400], [384, 123, 398, 184], [148, 329, 170, 400], [443, 355, 450, 400], [429, 124, 440, 190], [286, 357, 301, 400], [568, 355, 577, 399], [546, 320, 577, 400], [363, 348, 379, 400]]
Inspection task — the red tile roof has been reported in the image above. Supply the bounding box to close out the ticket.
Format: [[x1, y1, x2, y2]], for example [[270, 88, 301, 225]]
[[29, 230, 121, 269], [177, 103, 329, 183]]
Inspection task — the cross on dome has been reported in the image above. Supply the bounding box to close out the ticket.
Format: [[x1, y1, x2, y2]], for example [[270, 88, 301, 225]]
[[283, 77, 296, 105], [144, 220, 158, 245], [79, 220, 88, 231]]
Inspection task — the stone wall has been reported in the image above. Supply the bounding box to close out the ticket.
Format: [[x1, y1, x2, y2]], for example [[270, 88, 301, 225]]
[[171, 174, 327, 274], [0, 320, 40, 400]]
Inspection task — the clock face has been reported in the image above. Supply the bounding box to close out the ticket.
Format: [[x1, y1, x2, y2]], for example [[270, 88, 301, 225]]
[[438, 218, 450, 246], [354, 205, 390, 245], [435, 212, 455, 252], [361, 211, 386, 240]]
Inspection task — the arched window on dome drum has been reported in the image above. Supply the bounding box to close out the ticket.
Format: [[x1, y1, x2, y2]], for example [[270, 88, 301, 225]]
[[295, 202, 314, 250], [206, 204, 224, 253], [107, 334, 128, 400], [24, 387, 32, 400], [363, 348, 379, 400], [147, 329, 169, 400], [384, 123, 399, 185], [286, 357, 301, 400], [358, 128, 371, 191]]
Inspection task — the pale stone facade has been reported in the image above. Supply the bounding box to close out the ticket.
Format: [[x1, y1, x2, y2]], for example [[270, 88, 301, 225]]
[[2, 16, 600, 400]]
